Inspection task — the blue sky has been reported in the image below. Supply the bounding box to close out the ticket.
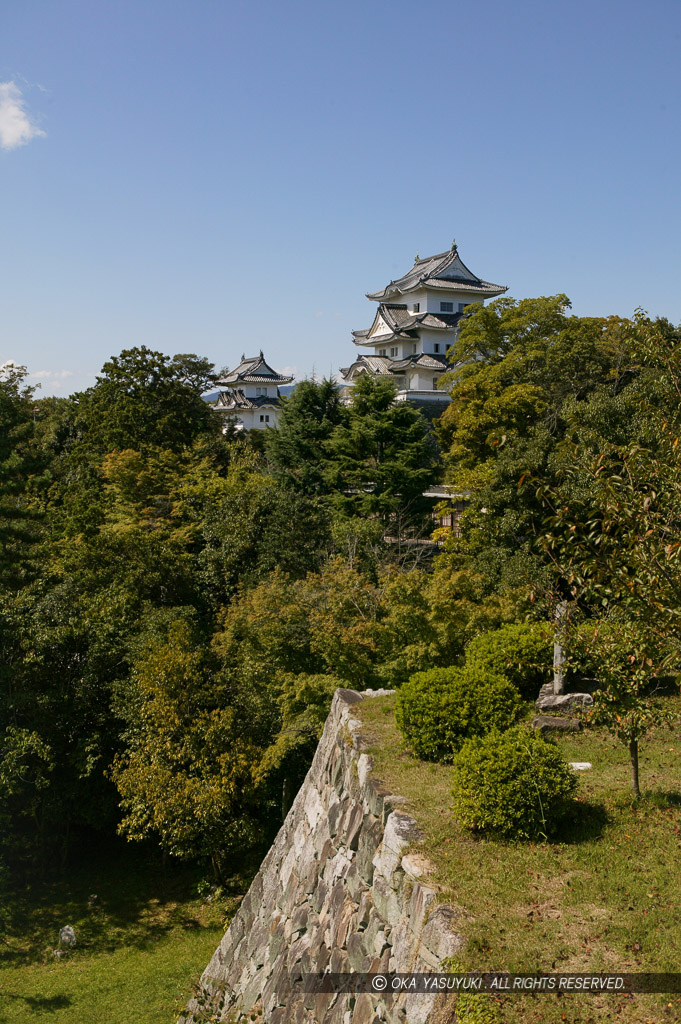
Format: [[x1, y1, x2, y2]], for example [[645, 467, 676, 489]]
[[2, 0, 680, 395]]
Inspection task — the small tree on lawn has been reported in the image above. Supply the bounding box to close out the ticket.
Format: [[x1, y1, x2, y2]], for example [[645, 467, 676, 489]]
[[537, 313, 681, 796]]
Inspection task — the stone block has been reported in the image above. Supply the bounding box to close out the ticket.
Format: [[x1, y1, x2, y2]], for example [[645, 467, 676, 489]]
[[380, 794, 409, 825], [268, 923, 287, 964], [532, 714, 582, 734], [363, 777, 391, 819], [344, 802, 365, 851], [373, 811, 422, 886], [372, 874, 403, 924], [336, 688, 364, 707], [282, 868, 301, 912], [356, 890, 373, 930], [331, 902, 356, 950], [316, 942, 331, 973], [247, 921, 270, 967], [404, 992, 437, 1024], [330, 945, 347, 973], [328, 798, 344, 838], [305, 785, 326, 831], [312, 878, 327, 914], [401, 853, 433, 879], [300, 853, 321, 896], [239, 969, 264, 1014], [536, 688, 593, 712], [357, 816, 383, 885], [345, 861, 365, 900], [317, 835, 335, 865], [407, 882, 437, 937], [357, 752, 373, 787], [313, 990, 335, 1022], [419, 905, 464, 964], [286, 931, 311, 970], [229, 913, 245, 948], [280, 844, 297, 891], [291, 904, 310, 935], [347, 930, 369, 972], [352, 993, 378, 1024]]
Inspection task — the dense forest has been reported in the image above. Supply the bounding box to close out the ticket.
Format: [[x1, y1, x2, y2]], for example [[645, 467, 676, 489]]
[[3, 294, 681, 893]]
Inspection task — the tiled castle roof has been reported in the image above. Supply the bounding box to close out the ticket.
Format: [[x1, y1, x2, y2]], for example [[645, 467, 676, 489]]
[[217, 351, 294, 386], [340, 352, 450, 381], [352, 303, 464, 347], [366, 247, 506, 302], [215, 390, 280, 411]]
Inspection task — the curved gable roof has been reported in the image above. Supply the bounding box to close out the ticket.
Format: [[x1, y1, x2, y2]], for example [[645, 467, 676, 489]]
[[353, 304, 465, 347], [366, 246, 506, 301], [217, 351, 294, 386]]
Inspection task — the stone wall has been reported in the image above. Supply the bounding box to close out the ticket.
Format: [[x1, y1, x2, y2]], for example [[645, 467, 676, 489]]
[[179, 688, 462, 1024]]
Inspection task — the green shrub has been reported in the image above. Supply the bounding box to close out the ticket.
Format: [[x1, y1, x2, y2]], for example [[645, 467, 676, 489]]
[[451, 726, 578, 839], [394, 666, 524, 763], [464, 622, 552, 700]]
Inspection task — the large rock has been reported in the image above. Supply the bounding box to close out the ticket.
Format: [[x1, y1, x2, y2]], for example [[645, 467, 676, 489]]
[[532, 714, 581, 734], [59, 925, 76, 948], [536, 683, 593, 713]]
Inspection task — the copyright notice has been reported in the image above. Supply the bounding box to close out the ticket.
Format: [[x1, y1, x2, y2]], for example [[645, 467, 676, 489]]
[[303, 973, 681, 995]]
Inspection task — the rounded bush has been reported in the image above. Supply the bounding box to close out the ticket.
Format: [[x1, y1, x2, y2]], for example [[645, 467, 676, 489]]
[[451, 726, 578, 839], [394, 666, 524, 763], [464, 622, 552, 701]]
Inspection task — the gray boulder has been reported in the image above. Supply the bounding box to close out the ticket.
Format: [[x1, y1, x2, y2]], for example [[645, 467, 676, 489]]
[[59, 925, 76, 948], [531, 715, 581, 734], [536, 683, 593, 713]]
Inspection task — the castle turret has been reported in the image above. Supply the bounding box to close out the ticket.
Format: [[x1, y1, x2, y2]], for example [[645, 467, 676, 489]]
[[214, 351, 294, 431], [340, 245, 506, 406]]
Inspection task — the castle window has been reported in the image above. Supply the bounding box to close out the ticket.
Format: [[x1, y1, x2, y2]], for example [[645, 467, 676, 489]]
[[259, 414, 270, 423], [390, 347, 398, 357], [440, 302, 454, 313], [434, 343, 440, 353], [458, 302, 470, 313], [413, 302, 420, 312], [433, 377, 439, 390]]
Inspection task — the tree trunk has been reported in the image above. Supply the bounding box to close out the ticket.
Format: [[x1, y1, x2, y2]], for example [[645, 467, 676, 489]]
[[629, 737, 641, 798]]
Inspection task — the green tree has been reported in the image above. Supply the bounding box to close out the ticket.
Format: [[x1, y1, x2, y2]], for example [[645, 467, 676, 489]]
[[0, 364, 43, 587], [266, 378, 347, 495], [537, 314, 681, 795], [75, 346, 219, 454], [112, 615, 267, 877], [326, 374, 439, 532], [435, 296, 638, 598]]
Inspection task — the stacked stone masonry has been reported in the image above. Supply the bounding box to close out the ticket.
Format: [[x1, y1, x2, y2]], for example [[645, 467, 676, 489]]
[[179, 688, 462, 1024]]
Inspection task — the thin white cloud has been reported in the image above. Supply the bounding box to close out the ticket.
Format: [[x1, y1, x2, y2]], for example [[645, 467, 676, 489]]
[[0, 81, 46, 151], [30, 369, 73, 380]]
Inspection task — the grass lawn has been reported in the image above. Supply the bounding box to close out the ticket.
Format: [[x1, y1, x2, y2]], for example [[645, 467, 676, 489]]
[[0, 843, 249, 1024], [357, 694, 681, 1024]]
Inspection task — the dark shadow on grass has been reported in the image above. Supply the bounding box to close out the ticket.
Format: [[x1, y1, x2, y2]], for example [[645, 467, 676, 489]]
[[0, 842, 254, 967], [554, 799, 610, 844], [0, 993, 71, 1019], [646, 789, 681, 808]]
